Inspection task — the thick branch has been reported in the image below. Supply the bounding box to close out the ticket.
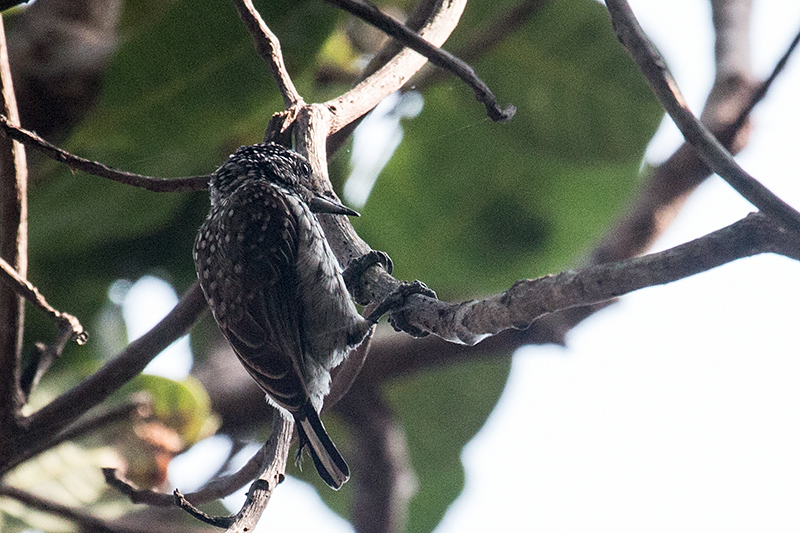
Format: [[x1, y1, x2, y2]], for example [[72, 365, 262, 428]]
[[606, 0, 800, 235], [5, 283, 206, 474], [0, 115, 208, 192], [231, 0, 302, 108], [0, 13, 26, 442], [0, 484, 122, 533]]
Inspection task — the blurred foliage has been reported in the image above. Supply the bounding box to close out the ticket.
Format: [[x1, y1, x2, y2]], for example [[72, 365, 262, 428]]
[[1, 443, 128, 532], [8, 0, 662, 531]]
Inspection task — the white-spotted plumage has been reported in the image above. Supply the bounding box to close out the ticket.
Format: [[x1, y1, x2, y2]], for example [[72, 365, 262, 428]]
[[194, 143, 369, 489]]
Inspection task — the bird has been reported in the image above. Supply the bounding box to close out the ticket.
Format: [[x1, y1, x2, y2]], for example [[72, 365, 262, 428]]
[[193, 142, 371, 489]]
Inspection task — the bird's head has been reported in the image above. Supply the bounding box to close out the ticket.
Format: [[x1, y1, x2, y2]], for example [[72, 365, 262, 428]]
[[209, 143, 358, 216]]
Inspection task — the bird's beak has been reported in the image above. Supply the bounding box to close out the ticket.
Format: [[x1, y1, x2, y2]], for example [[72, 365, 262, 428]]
[[308, 195, 360, 217]]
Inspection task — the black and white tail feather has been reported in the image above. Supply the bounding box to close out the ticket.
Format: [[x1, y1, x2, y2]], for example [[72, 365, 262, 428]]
[[295, 401, 349, 488], [194, 143, 369, 490]]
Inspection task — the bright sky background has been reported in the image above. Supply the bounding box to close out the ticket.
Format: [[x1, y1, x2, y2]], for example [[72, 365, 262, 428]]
[[131, 1, 800, 531]]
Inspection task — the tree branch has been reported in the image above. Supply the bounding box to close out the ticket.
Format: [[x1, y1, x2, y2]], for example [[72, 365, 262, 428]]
[[409, 0, 550, 91], [593, 11, 798, 264], [324, 0, 468, 135], [0, 115, 209, 192], [388, 213, 800, 345], [173, 411, 293, 532], [105, 439, 267, 507], [0, 254, 86, 343], [324, 0, 514, 123], [605, 0, 800, 235], [230, 0, 303, 108], [4, 283, 207, 474], [0, 484, 123, 533], [0, 13, 26, 446]]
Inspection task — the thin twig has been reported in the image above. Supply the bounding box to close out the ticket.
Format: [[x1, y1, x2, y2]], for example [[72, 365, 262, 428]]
[[230, 0, 303, 108], [0, 115, 209, 192], [0, 252, 87, 397], [0, 13, 26, 442], [605, 0, 800, 234], [325, 0, 514, 123], [0, 254, 86, 342], [729, 24, 800, 135], [171, 412, 293, 532], [409, 0, 550, 91], [325, 0, 464, 135], [105, 441, 266, 506], [4, 283, 207, 475]]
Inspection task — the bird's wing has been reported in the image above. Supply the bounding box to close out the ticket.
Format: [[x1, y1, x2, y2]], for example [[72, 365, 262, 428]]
[[195, 180, 309, 413]]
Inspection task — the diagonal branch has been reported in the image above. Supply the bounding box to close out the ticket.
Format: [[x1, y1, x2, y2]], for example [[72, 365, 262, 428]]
[[409, 0, 550, 91], [0, 115, 209, 192], [325, 0, 514, 123], [0, 484, 124, 533], [231, 0, 302, 108], [605, 0, 800, 235], [592, 7, 797, 264], [5, 283, 207, 475], [387, 212, 800, 345], [0, 255, 86, 343], [324, 0, 466, 135]]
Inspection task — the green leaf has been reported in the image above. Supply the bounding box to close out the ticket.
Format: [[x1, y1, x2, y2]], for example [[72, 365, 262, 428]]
[[124, 374, 217, 445]]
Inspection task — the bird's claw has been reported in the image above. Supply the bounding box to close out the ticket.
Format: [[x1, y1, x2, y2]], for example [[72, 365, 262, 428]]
[[366, 280, 437, 338], [342, 250, 393, 305]]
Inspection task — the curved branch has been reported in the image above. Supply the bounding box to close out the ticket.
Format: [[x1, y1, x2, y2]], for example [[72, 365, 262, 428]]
[[174, 412, 293, 532], [0, 115, 209, 192], [105, 440, 266, 506], [409, 0, 550, 91], [324, 0, 514, 123], [605, 0, 800, 235], [324, 0, 467, 135]]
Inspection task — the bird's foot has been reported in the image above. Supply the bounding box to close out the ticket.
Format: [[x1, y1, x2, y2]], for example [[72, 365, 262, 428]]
[[342, 250, 393, 305], [366, 280, 437, 338]]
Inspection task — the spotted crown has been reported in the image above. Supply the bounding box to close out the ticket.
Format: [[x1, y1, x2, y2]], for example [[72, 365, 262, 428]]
[[209, 143, 312, 206]]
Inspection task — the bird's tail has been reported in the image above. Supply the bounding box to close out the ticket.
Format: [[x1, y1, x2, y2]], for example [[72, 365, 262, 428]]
[[296, 401, 350, 489]]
